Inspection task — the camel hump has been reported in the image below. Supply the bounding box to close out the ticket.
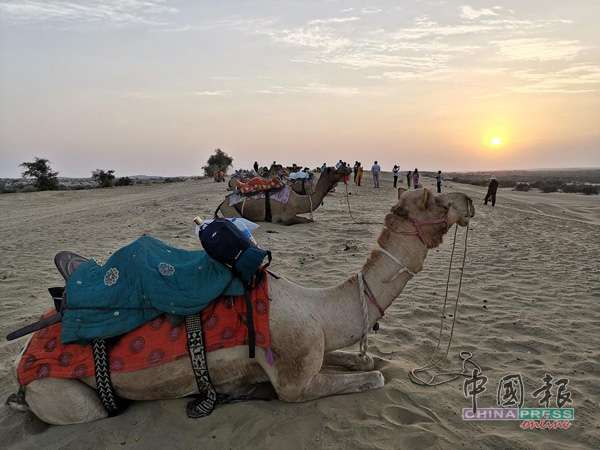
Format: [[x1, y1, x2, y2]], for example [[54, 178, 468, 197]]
[[54, 251, 89, 281]]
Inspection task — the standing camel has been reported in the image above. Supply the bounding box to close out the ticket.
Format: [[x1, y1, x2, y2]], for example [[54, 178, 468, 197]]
[[10, 188, 474, 425], [217, 167, 344, 225]]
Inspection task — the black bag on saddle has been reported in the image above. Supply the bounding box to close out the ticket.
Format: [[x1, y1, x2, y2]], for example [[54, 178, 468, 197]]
[[198, 218, 271, 358]]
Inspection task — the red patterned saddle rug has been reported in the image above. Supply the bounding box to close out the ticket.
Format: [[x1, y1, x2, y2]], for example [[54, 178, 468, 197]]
[[17, 282, 271, 387], [236, 177, 284, 195]]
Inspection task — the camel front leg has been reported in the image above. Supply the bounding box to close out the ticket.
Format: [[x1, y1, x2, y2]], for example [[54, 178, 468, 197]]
[[292, 370, 385, 402], [323, 351, 375, 371], [282, 215, 314, 226]]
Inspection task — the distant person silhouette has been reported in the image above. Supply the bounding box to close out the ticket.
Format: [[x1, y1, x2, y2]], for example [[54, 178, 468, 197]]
[[485, 176, 499, 206], [413, 168, 419, 189], [436, 170, 442, 193]]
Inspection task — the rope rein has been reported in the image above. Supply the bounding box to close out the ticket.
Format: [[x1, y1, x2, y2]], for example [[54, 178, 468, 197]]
[[408, 202, 480, 386], [357, 272, 370, 358], [345, 182, 382, 225]]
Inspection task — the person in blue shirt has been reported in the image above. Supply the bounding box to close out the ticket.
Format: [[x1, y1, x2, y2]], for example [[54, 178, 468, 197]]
[[436, 170, 442, 193], [371, 161, 381, 188], [393, 165, 399, 187]]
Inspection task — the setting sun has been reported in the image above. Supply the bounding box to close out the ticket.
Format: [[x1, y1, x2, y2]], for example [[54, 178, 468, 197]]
[[491, 137, 503, 146]]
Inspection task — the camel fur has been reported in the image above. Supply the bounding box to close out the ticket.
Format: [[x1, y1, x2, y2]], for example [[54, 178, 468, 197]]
[[10, 188, 474, 425]]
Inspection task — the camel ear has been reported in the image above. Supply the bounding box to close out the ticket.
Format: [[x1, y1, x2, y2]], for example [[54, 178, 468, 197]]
[[397, 187, 407, 200], [421, 188, 433, 209]]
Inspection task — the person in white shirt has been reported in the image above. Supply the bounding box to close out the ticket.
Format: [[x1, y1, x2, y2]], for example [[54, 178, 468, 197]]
[[371, 161, 381, 188], [335, 160, 343, 169], [392, 165, 399, 187]]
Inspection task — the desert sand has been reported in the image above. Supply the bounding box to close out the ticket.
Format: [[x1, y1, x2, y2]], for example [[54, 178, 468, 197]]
[[1, 172, 599, 449]]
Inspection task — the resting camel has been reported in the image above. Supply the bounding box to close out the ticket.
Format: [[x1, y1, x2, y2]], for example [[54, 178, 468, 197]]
[[217, 167, 344, 225], [9, 188, 473, 425]]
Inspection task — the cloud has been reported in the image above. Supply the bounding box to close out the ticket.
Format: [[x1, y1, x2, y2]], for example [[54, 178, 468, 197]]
[[0, 0, 177, 27], [491, 38, 585, 61], [192, 90, 232, 96], [308, 17, 359, 25], [268, 26, 351, 51], [460, 5, 498, 20], [510, 65, 600, 93], [255, 83, 378, 96]]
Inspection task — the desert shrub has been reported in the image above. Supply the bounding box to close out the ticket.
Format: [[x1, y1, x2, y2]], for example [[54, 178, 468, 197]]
[[91, 169, 115, 188], [581, 184, 599, 195], [115, 176, 133, 187], [561, 184, 579, 193], [164, 177, 185, 183], [541, 182, 561, 193], [514, 182, 530, 192], [18, 186, 38, 193], [0, 184, 17, 194], [19, 157, 60, 191]]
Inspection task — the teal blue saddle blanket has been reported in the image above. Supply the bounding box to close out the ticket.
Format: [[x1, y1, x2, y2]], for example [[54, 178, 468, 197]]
[[62, 236, 244, 344]]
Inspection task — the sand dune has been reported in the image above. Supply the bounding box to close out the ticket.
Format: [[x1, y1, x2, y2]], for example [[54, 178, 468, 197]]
[[1, 172, 598, 449]]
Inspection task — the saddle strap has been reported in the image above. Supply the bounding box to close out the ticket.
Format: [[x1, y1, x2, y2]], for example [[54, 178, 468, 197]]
[[185, 313, 263, 418], [265, 190, 272, 223], [185, 313, 217, 418], [92, 339, 125, 416]]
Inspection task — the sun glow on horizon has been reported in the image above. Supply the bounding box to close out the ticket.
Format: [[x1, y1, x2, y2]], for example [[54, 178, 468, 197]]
[[482, 125, 509, 150]]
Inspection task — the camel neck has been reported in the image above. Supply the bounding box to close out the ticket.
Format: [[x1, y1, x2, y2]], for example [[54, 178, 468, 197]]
[[319, 230, 428, 353]]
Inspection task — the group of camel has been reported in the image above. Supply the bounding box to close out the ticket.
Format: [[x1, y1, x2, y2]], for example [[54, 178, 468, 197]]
[[9, 166, 474, 425]]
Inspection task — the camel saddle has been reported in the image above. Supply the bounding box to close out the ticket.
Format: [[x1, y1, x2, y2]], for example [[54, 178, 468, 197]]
[[236, 177, 284, 195]]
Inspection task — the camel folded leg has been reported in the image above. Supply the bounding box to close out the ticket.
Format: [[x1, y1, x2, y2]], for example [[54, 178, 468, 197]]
[[25, 378, 108, 425], [218, 200, 243, 218], [279, 370, 384, 403], [323, 351, 375, 371], [282, 216, 314, 226]]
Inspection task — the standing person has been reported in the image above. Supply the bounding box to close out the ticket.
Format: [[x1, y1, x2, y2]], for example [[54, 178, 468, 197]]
[[371, 161, 381, 188], [335, 159, 343, 169], [436, 170, 442, 193], [407, 171, 412, 189], [353, 161, 359, 184], [484, 176, 499, 206], [357, 163, 363, 186], [321, 162, 327, 173], [392, 165, 399, 187], [253, 161, 259, 173], [342, 162, 349, 184], [413, 168, 420, 189]]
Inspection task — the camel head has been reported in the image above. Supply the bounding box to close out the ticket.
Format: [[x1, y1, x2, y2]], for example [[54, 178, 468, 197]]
[[228, 177, 239, 189], [386, 188, 475, 248], [317, 167, 345, 191]]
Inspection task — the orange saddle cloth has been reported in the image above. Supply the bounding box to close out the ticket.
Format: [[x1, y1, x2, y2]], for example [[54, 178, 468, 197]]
[[17, 280, 271, 386], [236, 177, 284, 195]]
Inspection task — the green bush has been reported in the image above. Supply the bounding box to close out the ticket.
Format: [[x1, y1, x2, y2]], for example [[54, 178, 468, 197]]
[[514, 182, 530, 192], [581, 185, 599, 195], [115, 176, 133, 187], [19, 157, 60, 191], [92, 169, 115, 188]]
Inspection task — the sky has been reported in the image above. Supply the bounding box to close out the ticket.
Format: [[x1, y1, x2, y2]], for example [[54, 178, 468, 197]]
[[1, 0, 599, 178]]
